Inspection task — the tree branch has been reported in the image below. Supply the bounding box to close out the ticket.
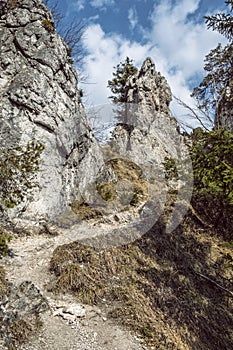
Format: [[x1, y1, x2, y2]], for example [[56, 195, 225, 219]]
[[195, 271, 233, 297]]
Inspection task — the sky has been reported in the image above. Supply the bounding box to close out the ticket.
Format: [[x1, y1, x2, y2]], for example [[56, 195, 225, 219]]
[[51, 0, 228, 128]]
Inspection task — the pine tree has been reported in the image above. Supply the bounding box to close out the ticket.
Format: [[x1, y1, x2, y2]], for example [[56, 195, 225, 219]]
[[205, 0, 233, 40], [190, 128, 233, 236], [107, 57, 138, 104], [192, 0, 233, 130], [192, 44, 233, 114]]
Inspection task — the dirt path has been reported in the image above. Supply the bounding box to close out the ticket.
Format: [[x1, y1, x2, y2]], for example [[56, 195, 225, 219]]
[[1, 221, 148, 350]]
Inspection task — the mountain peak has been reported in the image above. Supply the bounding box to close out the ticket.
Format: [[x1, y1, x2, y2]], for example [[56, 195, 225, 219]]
[[124, 57, 172, 114]]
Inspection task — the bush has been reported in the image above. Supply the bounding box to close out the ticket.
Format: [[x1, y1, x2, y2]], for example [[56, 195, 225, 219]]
[[96, 182, 116, 202], [191, 128, 233, 204], [42, 19, 55, 33], [0, 225, 12, 258], [190, 128, 233, 235], [0, 141, 44, 210], [162, 156, 178, 181]]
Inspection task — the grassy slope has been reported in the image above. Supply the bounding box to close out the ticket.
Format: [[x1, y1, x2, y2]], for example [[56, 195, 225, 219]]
[[50, 212, 233, 350]]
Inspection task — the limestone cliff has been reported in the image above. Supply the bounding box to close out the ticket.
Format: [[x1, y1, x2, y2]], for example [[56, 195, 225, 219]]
[[0, 0, 103, 222], [110, 57, 185, 172]]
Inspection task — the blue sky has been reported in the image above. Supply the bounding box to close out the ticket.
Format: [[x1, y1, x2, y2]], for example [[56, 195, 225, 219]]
[[50, 0, 228, 126]]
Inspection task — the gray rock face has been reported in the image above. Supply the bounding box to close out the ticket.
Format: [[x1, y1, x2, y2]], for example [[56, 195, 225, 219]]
[[110, 57, 184, 170], [109, 58, 193, 235], [0, 281, 48, 347], [215, 80, 233, 131], [0, 0, 103, 221], [125, 56, 172, 114]]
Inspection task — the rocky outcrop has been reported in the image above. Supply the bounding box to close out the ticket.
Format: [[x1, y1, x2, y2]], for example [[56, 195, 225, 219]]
[[110, 57, 184, 172], [109, 58, 193, 234], [0, 0, 103, 222]]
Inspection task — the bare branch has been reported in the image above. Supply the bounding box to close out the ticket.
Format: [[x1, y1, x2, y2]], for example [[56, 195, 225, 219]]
[[173, 96, 214, 131], [59, 18, 86, 64], [42, 0, 85, 65], [195, 271, 233, 297]]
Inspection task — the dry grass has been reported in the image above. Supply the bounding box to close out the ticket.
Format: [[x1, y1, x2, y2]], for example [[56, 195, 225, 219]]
[[70, 199, 102, 220], [68, 157, 149, 222], [0, 278, 43, 349], [8, 0, 18, 10], [101, 157, 148, 210], [96, 182, 116, 202], [6, 316, 42, 349], [0, 268, 43, 349], [49, 211, 233, 349], [60, 156, 149, 229]]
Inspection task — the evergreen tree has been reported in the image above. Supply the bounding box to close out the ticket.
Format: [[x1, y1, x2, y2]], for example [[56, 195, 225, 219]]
[[205, 0, 233, 40], [107, 57, 138, 104], [191, 128, 233, 205], [192, 43, 232, 114], [190, 128, 233, 237], [192, 0, 233, 129]]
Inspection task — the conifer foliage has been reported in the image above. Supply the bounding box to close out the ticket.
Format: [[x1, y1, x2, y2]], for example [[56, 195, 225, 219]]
[[190, 128, 233, 236], [192, 0, 233, 128], [205, 0, 233, 40], [191, 128, 233, 205], [107, 57, 138, 103]]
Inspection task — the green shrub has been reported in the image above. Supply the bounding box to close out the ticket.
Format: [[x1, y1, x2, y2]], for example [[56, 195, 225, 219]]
[[190, 128, 233, 204], [190, 128, 233, 234], [70, 198, 102, 220], [162, 156, 179, 181], [0, 265, 9, 298], [0, 225, 12, 258], [42, 19, 55, 33], [96, 182, 116, 202], [0, 234, 11, 257], [0, 141, 44, 209]]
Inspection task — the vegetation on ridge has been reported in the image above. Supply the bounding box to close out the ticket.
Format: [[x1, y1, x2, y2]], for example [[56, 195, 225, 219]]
[[107, 56, 138, 104], [190, 129, 233, 233]]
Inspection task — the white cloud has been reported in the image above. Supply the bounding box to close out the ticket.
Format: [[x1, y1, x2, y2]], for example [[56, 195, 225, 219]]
[[147, 0, 226, 79], [81, 24, 151, 105], [128, 7, 138, 30], [80, 0, 227, 129], [88, 14, 100, 22], [75, 0, 85, 11], [90, 0, 114, 9]]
